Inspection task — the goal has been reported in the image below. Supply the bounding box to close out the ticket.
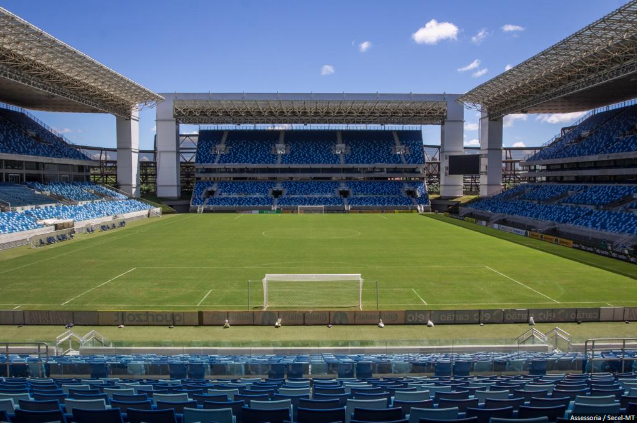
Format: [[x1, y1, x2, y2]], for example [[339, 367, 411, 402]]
[[298, 205, 324, 214], [260, 274, 363, 310]]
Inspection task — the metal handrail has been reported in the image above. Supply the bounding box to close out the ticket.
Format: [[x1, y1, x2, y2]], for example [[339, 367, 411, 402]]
[[584, 337, 637, 374], [2, 342, 49, 377]]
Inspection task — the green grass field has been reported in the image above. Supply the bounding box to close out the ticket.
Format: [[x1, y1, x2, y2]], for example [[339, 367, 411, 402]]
[[1, 213, 636, 312]]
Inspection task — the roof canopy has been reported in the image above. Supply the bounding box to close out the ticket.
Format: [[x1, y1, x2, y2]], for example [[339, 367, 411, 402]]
[[170, 93, 450, 125], [0, 7, 163, 118], [459, 0, 637, 119]]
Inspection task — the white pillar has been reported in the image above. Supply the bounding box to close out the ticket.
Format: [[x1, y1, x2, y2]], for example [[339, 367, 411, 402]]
[[156, 95, 180, 198], [116, 108, 140, 197], [479, 110, 503, 196], [440, 95, 464, 198]]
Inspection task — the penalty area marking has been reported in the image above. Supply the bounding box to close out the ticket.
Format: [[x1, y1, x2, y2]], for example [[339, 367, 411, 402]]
[[61, 268, 137, 306], [485, 265, 559, 304], [197, 290, 213, 306], [411, 288, 427, 305]]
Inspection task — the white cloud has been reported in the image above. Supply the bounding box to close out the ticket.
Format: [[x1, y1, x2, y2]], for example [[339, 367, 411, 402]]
[[502, 24, 524, 32], [150, 125, 156, 132], [472, 68, 488, 77], [53, 127, 72, 134], [471, 29, 488, 45], [512, 141, 526, 147], [320, 64, 335, 76], [505, 64, 513, 71], [503, 113, 528, 127], [464, 122, 479, 131], [412, 19, 459, 45], [535, 111, 587, 124], [464, 139, 480, 147], [359, 41, 372, 52], [458, 59, 480, 72]]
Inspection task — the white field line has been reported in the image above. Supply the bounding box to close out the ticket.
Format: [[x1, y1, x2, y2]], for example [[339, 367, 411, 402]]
[[12, 305, 20, 309], [411, 289, 427, 305], [485, 266, 559, 304], [235, 214, 244, 219], [380, 215, 387, 220], [136, 265, 488, 269], [197, 290, 213, 306], [61, 268, 137, 305], [0, 214, 196, 276]]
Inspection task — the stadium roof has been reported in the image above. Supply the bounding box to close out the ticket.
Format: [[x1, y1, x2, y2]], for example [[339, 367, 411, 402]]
[[170, 93, 450, 125], [0, 6, 163, 118], [459, 0, 637, 119]]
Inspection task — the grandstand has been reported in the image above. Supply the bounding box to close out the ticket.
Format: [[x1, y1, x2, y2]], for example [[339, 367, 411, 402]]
[[191, 128, 429, 212], [4, 3, 637, 421]]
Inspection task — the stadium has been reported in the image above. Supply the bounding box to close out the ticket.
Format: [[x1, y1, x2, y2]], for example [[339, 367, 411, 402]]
[[0, 1, 637, 422]]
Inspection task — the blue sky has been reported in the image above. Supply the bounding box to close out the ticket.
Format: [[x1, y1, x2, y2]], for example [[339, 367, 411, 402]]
[[1, 0, 628, 150]]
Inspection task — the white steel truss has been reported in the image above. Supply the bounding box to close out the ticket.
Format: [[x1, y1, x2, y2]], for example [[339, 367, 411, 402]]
[[173, 98, 447, 125], [0, 7, 163, 118], [458, 0, 637, 119]]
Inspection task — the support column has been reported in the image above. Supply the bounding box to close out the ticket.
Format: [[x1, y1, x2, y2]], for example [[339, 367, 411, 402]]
[[116, 108, 140, 197], [440, 95, 464, 198], [479, 110, 503, 196], [156, 94, 180, 198]]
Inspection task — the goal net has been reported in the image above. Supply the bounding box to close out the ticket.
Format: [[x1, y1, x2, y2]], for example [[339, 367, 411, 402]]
[[298, 205, 324, 214], [261, 274, 363, 310]]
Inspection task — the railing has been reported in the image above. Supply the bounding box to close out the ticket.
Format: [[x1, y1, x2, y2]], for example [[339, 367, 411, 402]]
[[517, 328, 548, 346], [2, 342, 49, 377], [584, 338, 637, 374], [55, 330, 82, 355], [522, 98, 637, 162], [0, 101, 79, 147], [80, 330, 112, 348], [199, 124, 424, 131], [545, 327, 572, 352]]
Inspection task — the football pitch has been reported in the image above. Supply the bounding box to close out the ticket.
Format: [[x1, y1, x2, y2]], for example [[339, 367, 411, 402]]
[[0, 213, 636, 312]]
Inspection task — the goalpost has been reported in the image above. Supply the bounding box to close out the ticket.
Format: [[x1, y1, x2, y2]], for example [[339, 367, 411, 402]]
[[260, 274, 363, 310], [298, 205, 324, 214]]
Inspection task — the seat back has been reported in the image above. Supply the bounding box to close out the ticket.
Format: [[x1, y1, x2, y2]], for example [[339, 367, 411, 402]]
[[242, 406, 289, 423], [103, 388, 135, 399], [394, 391, 429, 401], [437, 398, 479, 411], [490, 418, 549, 423], [392, 400, 433, 416], [408, 406, 459, 423], [299, 398, 341, 409], [475, 389, 509, 403], [153, 393, 190, 404], [571, 403, 621, 415], [484, 397, 525, 410], [208, 389, 239, 400], [518, 405, 567, 421], [0, 392, 30, 403], [109, 400, 153, 413], [250, 398, 291, 410], [235, 393, 269, 405], [156, 400, 198, 414], [575, 395, 616, 405], [466, 406, 513, 423], [203, 400, 245, 421], [353, 406, 402, 422], [279, 387, 310, 396], [296, 406, 346, 423], [72, 408, 124, 423], [64, 398, 107, 415], [18, 399, 60, 411], [182, 407, 233, 423], [345, 398, 387, 423], [127, 408, 178, 423], [13, 408, 67, 423], [0, 398, 15, 414]]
